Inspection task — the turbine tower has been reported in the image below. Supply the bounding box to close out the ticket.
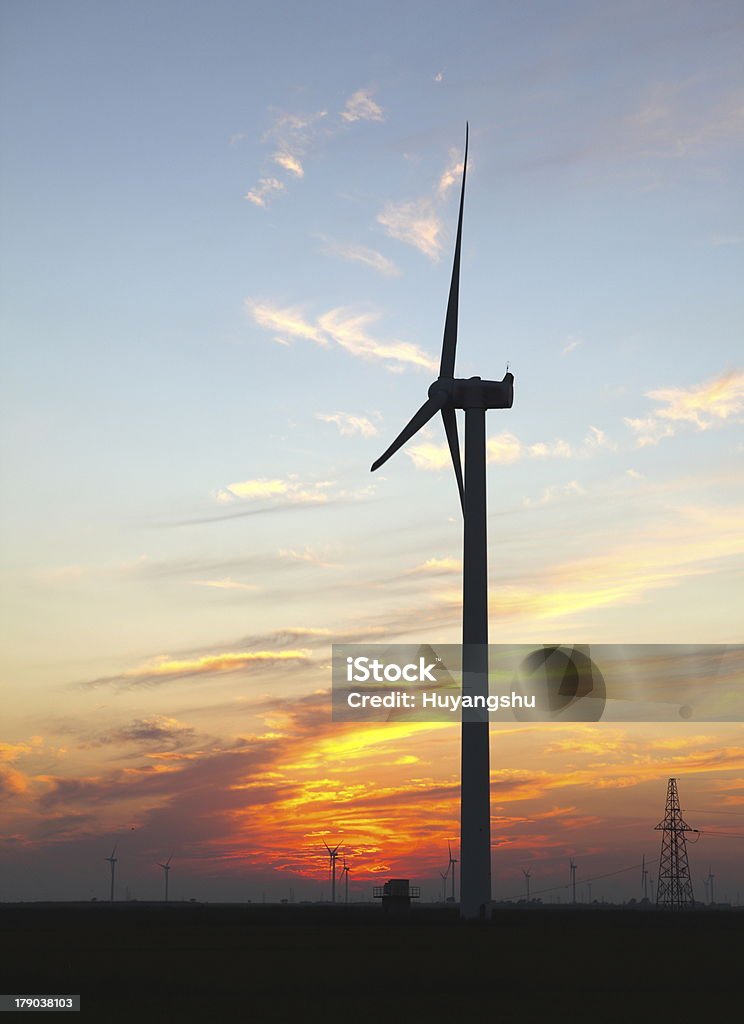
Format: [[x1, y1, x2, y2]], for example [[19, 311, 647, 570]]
[[105, 844, 118, 902], [323, 841, 341, 903], [654, 777, 696, 909], [158, 854, 173, 902], [523, 869, 531, 901], [706, 865, 714, 905], [447, 840, 458, 903], [439, 868, 449, 903], [340, 857, 350, 904], [371, 125, 514, 920], [570, 859, 577, 905]]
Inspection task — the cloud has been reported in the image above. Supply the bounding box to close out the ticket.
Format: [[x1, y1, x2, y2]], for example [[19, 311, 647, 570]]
[[437, 149, 465, 199], [245, 300, 326, 346], [83, 649, 313, 689], [412, 557, 461, 575], [107, 717, 198, 747], [434, 72, 443, 83], [278, 547, 337, 568], [625, 369, 744, 446], [246, 298, 435, 372], [377, 199, 444, 261], [523, 481, 586, 507], [319, 308, 437, 371], [488, 433, 526, 464], [191, 578, 260, 591], [648, 370, 744, 428], [377, 141, 470, 261], [316, 412, 379, 437], [216, 476, 333, 505], [273, 152, 304, 178], [562, 335, 582, 356], [406, 425, 617, 473], [243, 177, 285, 208], [341, 88, 384, 124], [320, 239, 401, 277]]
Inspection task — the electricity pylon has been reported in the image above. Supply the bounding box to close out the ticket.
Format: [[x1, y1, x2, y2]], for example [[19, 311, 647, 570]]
[[654, 778, 696, 909]]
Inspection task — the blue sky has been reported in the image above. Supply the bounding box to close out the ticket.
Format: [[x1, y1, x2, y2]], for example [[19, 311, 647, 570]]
[[0, 1, 742, 901]]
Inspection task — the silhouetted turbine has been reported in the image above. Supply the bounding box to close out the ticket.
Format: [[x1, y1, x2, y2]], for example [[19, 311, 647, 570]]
[[158, 854, 173, 902], [371, 125, 513, 918], [105, 844, 118, 903]]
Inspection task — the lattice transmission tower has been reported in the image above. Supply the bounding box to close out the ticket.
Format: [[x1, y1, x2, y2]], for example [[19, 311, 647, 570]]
[[654, 777, 696, 909]]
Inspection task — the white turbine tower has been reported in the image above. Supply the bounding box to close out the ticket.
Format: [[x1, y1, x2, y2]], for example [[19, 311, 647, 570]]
[[158, 854, 173, 902], [105, 844, 118, 902], [323, 841, 341, 903]]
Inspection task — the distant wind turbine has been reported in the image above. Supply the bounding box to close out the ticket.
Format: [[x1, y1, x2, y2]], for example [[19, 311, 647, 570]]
[[158, 854, 173, 902], [439, 867, 449, 903], [340, 857, 350, 904], [523, 869, 531, 901], [371, 125, 514, 919], [448, 840, 458, 903], [323, 841, 341, 904], [105, 844, 118, 902]]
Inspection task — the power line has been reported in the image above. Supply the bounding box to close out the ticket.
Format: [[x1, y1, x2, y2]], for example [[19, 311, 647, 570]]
[[499, 861, 643, 902], [684, 807, 744, 816]]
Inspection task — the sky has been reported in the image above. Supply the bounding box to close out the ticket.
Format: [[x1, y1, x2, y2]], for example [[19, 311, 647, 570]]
[[1, 0, 743, 904]]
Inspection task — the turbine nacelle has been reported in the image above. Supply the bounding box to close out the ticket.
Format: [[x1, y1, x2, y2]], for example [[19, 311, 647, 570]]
[[429, 373, 514, 410]]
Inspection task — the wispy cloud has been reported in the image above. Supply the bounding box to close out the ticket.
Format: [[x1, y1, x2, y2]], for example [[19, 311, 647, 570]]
[[216, 476, 334, 505], [191, 578, 260, 591], [625, 369, 744, 446], [243, 177, 285, 208], [318, 308, 436, 371], [243, 87, 384, 207], [437, 149, 465, 199], [246, 298, 436, 372], [377, 137, 472, 261], [316, 412, 379, 437], [561, 335, 582, 356], [319, 238, 401, 277], [83, 649, 312, 689], [377, 198, 444, 261], [411, 557, 461, 575], [340, 88, 384, 124], [407, 425, 614, 471], [273, 152, 304, 178], [245, 300, 326, 346], [523, 480, 586, 507]]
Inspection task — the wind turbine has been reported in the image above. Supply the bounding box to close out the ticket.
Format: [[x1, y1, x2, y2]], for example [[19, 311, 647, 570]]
[[448, 840, 458, 903], [371, 125, 514, 920], [706, 865, 715, 905], [105, 843, 118, 902], [439, 867, 449, 903], [340, 857, 350, 904], [323, 841, 341, 903], [570, 859, 577, 905], [158, 854, 173, 902], [523, 869, 531, 901]]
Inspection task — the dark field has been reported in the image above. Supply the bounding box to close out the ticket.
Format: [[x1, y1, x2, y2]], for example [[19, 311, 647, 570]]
[[1, 903, 741, 1022]]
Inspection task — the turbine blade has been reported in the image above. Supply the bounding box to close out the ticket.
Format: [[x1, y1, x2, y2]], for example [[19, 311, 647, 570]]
[[441, 407, 464, 512], [439, 123, 469, 379], [370, 394, 445, 472]]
